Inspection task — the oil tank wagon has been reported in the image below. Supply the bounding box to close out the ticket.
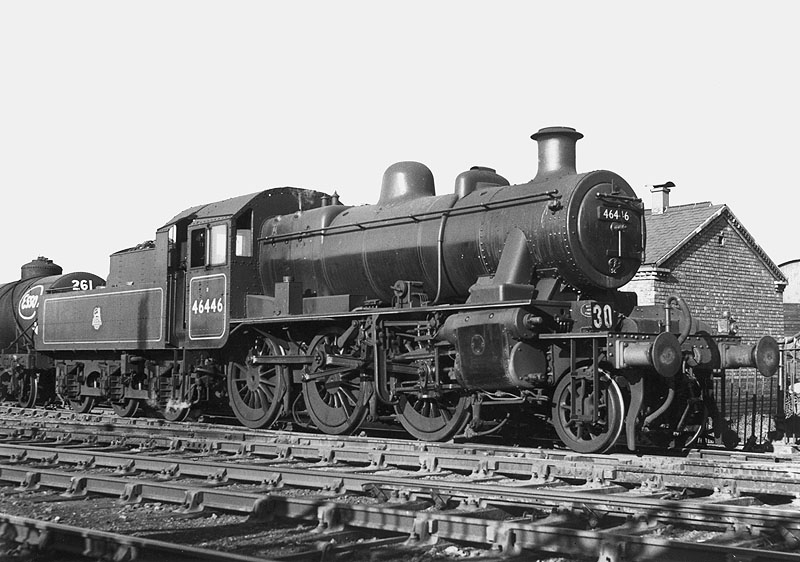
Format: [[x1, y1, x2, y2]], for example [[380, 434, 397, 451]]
[[0, 257, 105, 406]]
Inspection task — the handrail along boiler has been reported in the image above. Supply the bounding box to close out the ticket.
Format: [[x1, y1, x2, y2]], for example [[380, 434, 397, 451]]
[[0, 127, 778, 454]]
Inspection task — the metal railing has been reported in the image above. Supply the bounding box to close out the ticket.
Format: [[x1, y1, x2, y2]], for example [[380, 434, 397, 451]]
[[712, 368, 779, 451], [695, 337, 800, 451], [778, 335, 800, 446]]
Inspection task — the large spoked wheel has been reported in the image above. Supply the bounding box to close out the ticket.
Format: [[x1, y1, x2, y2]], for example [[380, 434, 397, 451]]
[[303, 328, 372, 435], [70, 371, 100, 414], [228, 335, 290, 429], [551, 366, 624, 454], [395, 390, 471, 442], [17, 372, 38, 409]]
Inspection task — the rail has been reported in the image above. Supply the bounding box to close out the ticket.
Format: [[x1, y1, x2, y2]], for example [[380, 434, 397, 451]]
[[2, 431, 800, 560]]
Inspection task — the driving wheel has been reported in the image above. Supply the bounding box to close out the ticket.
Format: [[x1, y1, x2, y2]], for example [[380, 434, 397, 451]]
[[227, 335, 290, 429], [395, 390, 471, 442], [303, 327, 372, 435]]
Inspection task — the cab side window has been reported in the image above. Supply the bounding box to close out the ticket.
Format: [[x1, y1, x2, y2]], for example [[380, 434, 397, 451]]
[[190, 229, 206, 268], [209, 224, 228, 266], [235, 211, 253, 257]]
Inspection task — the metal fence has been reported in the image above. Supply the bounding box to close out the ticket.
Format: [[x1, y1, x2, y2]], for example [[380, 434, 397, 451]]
[[709, 337, 800, 451], [780, 336, 800, 446], [712, 368, 779, 451]]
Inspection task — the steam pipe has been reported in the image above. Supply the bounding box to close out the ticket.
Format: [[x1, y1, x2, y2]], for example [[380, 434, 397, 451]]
[[665, 294, 692, 344], [643, 386, 676, 427]]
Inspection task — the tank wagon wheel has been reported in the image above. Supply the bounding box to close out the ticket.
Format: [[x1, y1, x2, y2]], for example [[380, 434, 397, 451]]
[[551, 366, 624, 454], [302, 327, 373, 435], [394, 390, 472, 442], [227, 334, 290, 429], [70, 371, 101, 414], [17, 372, 38, 409]]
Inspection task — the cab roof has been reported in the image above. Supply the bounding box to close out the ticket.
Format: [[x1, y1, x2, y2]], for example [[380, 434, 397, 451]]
[[156, 188, 329, 233], [158, 191, 262, 232]]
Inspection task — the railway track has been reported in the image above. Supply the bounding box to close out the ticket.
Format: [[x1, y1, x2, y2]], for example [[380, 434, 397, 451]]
[[1, 406, 800, 561], [3, 405, 800, 497]]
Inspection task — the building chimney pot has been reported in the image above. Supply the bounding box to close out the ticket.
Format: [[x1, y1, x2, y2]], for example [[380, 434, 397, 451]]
[[650, 181, 675, 214]]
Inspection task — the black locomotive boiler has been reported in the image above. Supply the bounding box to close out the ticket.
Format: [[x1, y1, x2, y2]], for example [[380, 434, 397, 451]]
[[0, 127, 779, 454]]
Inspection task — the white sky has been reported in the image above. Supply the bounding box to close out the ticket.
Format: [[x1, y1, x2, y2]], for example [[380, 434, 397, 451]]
[[1, 2, 797, 283]]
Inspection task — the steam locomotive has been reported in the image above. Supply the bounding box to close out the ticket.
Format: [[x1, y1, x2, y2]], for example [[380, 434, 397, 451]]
[[0, 127, 779, 454]]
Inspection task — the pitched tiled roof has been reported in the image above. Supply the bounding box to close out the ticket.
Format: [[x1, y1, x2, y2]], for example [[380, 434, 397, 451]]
[[643, 202, 786, 283], [644, 202, 724, 264]]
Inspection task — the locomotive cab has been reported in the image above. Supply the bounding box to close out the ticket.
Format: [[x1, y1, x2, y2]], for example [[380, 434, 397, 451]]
[[166, 189, 329, 350]]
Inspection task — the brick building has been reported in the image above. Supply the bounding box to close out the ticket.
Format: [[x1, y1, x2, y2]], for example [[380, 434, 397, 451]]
[[623, 183, 786, 345], [780, 259, 800, 338]]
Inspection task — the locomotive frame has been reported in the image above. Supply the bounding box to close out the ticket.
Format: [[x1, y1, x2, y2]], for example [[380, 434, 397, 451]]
[[0, 127, 779, 454]]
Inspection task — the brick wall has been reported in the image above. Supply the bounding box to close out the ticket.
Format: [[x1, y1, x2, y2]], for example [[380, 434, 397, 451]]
[[651, 215, 783, 345], [622, 214, 784, 446], [785, 303, 800, 338]]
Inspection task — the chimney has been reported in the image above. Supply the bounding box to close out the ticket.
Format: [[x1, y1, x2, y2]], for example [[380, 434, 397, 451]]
[[650, 181, 674, 214], [530, 126, 583, 182]]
